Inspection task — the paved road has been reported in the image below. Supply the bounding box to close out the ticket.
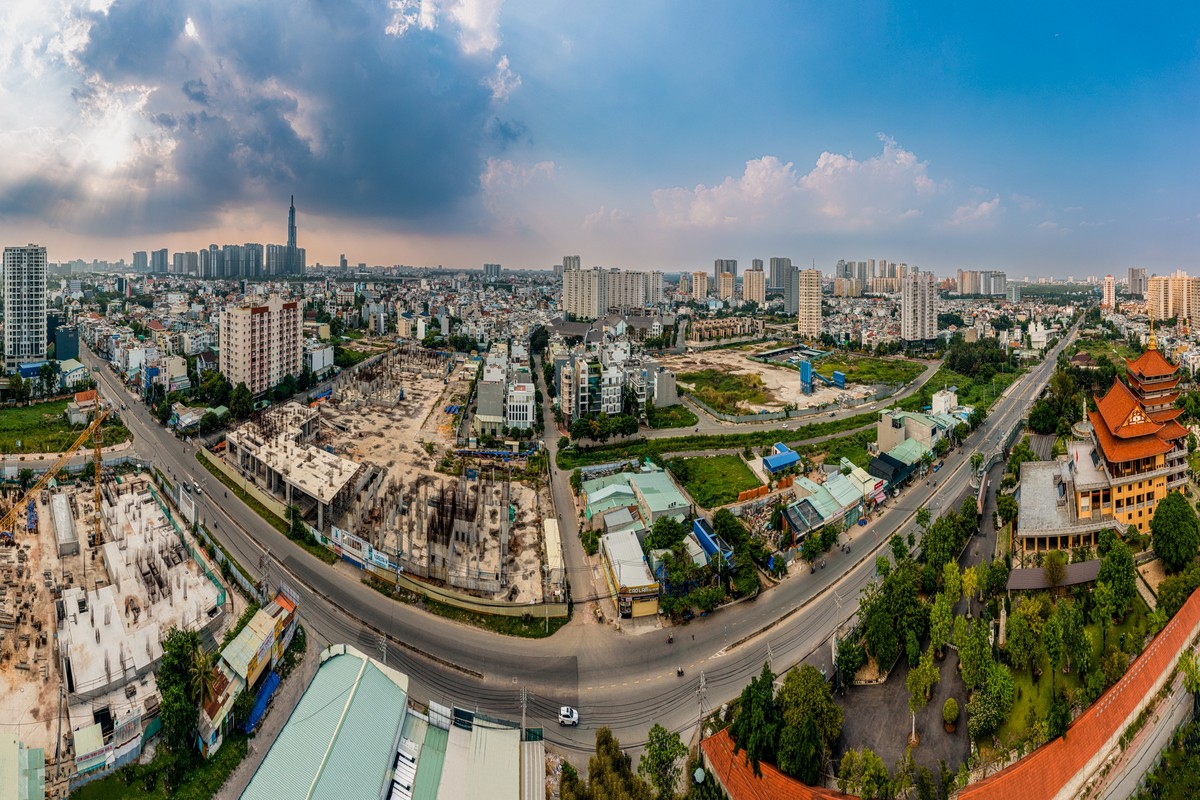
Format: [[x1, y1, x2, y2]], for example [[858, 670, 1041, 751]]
[[75, 324, 1074, 758], [1098, 674, 1191, 800]]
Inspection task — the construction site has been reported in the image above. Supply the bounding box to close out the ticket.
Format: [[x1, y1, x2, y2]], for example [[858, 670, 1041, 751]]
[[220, 345, 557, 604], [0, 459, 231, 789]]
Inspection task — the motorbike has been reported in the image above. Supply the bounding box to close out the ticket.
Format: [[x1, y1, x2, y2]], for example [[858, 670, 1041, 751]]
[[677, 666, 684, 677]]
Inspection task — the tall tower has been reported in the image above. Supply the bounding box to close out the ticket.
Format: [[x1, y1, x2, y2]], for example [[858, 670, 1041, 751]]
[[3, 244, 48, 371], [287, 195, 297, 249]]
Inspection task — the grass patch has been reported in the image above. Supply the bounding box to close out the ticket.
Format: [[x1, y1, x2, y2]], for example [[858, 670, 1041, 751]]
[[425, 597, 569, 638], [1068, 339, 1136, 371], [677, 369, 771, 414], [195, 452, 338, 565], [667, 455, 761, 508], [0, 399, 131, 454], [73, 732, 249, 800], [556, 412, 877, 471], [997, 594, 1150, 748], [814, 355, 926, 386], [647, 404, 699, 429], [896, 366, 1022, 412], [800, 428, 876, 469]]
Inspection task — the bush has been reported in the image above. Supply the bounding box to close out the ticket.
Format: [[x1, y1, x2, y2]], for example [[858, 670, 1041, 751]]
[[943, 697, 958, 726], [581, 529, 599, 556]]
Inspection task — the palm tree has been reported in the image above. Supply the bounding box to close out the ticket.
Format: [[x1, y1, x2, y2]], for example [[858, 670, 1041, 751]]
[[190, 647, 219, 710]]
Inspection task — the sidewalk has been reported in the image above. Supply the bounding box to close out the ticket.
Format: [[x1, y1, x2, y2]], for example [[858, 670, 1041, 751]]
[[217, 624, 321, 799]]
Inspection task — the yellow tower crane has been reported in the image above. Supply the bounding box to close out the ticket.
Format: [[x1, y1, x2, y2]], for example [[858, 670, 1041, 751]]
[[0, 406, 109, 544]]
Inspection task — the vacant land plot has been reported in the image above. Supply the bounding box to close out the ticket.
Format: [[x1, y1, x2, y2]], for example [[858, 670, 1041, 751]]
[[816, 355, 926, 386], [0, 400, 130, 454], [897, 367, 1022, 412], [647, 403, 698, 429], [1069, 339, 1136, 370], [667, 454, 761, 508], [677, 370, 770, 414]]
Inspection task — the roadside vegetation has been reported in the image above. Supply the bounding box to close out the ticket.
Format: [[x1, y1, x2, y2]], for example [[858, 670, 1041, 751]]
[[646, 403, 698, 429]]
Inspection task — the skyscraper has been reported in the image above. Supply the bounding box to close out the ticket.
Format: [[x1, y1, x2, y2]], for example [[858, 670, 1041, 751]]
[[219, 295, 301, 396], [1128, 267, 1147, 298], [743, 267, 766, 305], [795, 269, 822, 340], [151, 248, 168, 274], [563, 255, 581, 272], [901, 269, 937, 343], [717, 272, 735, 300], [713, 259, 737, 283], [132, 251, 148, 272], [281, 195, 306, 275], [287, 195, 297, 249], [1102, 275, 1115, 309], [691, 272, 709, 302], [769, 257, 792, 291], [562, 266, 607, 319], [483, 263, 502, 280], [3, 244, 47, 371]]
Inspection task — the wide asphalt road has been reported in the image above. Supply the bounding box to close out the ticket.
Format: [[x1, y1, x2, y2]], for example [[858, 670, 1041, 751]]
[[77, 325, 1074, 757]]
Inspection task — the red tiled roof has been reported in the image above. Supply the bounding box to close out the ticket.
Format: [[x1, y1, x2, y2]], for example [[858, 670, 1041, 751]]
[[1126, 372, 1180, 392], [961, 586, 1200, 800], [1157, 419, 1188, 442], [1147, 407, 1185, 424], [1088, 409, 1173, 463], [701, 729, 856, 800], [1094, 381, 1163, 439], [74, 390, 97, 405], [1126, 347, 1176, 379]]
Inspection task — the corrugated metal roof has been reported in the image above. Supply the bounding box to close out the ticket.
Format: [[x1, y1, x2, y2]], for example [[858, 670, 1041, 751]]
[[412, 725, 448, 800], [221, 609, 275, 681], [466, 724, 521, 800], [520, 739, 546, 800], [888, 438, 928, 466], [241, 646, 409, 800]]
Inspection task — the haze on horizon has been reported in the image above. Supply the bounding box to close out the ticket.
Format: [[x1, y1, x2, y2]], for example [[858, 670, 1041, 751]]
[[0, 1, 1196, 278]]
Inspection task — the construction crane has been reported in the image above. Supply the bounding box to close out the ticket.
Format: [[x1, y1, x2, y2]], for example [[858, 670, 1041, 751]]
[[0, 405, 109, 545]]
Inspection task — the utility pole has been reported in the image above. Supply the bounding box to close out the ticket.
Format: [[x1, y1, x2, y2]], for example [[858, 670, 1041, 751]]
[[697, 671, 707, 743], [520, 685, 528, 734], [258, 547, 271, 604], [377, 634, 388, 667]]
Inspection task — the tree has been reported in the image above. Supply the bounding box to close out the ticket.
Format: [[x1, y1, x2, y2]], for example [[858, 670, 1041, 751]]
[[776, 664, 843, 762], [836, 635, 868, 687], [970, 451, 984, 474], [1098, 538, 1137, 619], [159, 627, 202, 761], [1047, 688, 1071, 740], [230, 381, 253, 420], [891, 533, 908, 564], [1044, 549, 1068, 589], [1006, 609, 1037, 677], [1151, 490, 1200, 573], [1092, 580, 1116, 648], [930, 593, 952, 657], [638, 724, 686, 799], [190, 648, 219, 711], [967, 662, 1015, 746], [1028, 400, 1059, 434], [1044, 609, 1064, 679], [943, 697, 959, 728], [838, 748, 891, 800], [906, 646, 940, 743], [942, 561, 962, 605], [996, 493, 1018, 526], [7, 373, 29, 403], [915, 506, 931, 534], [1179, 650, 1200, 719], [566, 727, 653, 800], [729, 663, 778, 776], [1060, 600, 1091, 676], [958, 617, 992, 691], [777, 715, 823, 786], [962, 566, 979, 613]]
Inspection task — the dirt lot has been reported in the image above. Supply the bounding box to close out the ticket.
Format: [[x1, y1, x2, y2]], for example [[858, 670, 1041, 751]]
[[657, 348, 872, 412]]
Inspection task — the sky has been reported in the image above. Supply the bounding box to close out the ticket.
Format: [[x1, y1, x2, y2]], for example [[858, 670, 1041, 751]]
[[0, 1, 1197, 278]]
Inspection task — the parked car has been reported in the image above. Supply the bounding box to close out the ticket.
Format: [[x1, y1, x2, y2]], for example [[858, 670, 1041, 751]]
[[559, 706, 579, 727]]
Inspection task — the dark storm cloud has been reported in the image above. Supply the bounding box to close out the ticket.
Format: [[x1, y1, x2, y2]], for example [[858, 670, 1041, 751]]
[[55, 0, 505, 235]]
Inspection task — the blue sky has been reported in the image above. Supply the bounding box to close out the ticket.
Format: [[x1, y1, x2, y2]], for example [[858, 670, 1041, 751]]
[[0, 1, 1196, 277]]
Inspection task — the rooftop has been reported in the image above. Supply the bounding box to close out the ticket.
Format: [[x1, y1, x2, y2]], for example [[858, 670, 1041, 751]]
[[701, 728, 855, 800], [1007, 560, 1101, 592], [600, 529, 656, 590], [1016, 461, 1074, 534]]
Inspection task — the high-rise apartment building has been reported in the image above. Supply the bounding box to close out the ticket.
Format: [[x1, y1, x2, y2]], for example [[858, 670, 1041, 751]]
[[833, 278, 862, 298], [1128, 267, 1147, 298], [691, 272, 709, 302], [751, 258, 763, 273], [219, 295, 301, 395], [717, 272, 735, 301], [151, 248, 168, 274], [562, 267, 607, 319], [796, 269, 822, 340], [956, 269, 1007, 296], [901, 269, 937, 343], [563, 255, 581, 272], [1147, 276, 1171, 323], [769, 257, 792, 290], [781, 265, 801, 315], [743, 268, 766, 305], [132, 251, 148, 272], [3, 244, 47, 371], [483, 263, 502, 280], [608, 268, 647, 311], [1102, 275, 1115, 309], [713, 259, 737, 283]]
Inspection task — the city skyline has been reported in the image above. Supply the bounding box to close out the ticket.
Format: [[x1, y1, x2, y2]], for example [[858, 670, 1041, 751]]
[[0, 2, 1197, 276]]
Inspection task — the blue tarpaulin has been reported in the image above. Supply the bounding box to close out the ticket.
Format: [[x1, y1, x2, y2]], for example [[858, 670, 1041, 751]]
[[242, 671, 280, 733]]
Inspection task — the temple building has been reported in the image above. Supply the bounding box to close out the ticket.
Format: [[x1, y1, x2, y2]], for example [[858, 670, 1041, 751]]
[[1016, 333, 1188, 553]]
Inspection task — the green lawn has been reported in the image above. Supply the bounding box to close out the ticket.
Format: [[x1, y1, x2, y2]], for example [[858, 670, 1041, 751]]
[[667, 455, 762, 508], [0, 399, 131, 454], [73, 733, 249, 800], [815, 355, 926, 386], [556, 412, 877, 471], [996, 593, 1150, 749], [896, 366, 1022, 412], [677, 369, 771, 414], [800, 428, 876, 469], [647, 403, 699, 429]]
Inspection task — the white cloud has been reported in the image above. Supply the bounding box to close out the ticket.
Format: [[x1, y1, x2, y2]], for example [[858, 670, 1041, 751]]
[[484, 54, 520, 101], [948, 196, 1001, 228], [583, 205, 632, 234], [652, 135, 942, 233], [1036, 221, 1061, 231], [447, 0, 502, 55], [480, 157, 554, 228]]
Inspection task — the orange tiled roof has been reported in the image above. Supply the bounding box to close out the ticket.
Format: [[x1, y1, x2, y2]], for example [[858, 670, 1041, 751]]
[[74, 390, 97, 405], [1147, 407, 1184, 423], [1157, 419, 1188, 442], [1126, 347, 1177, 379], [960, 585, 1200, 800], [701, 729, 857, 800], [1126, 372, 1180, 393], [1149, 391, 1181, 408], [1088, 409, 1173, 463], [1094, 381, 1163, 439]]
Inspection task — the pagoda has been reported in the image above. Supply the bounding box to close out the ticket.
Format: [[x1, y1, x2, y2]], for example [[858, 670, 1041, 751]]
[[1083, 330, 1188, 534]]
